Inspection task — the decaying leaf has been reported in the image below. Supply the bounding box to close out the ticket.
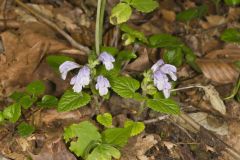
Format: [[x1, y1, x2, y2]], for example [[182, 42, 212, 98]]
[[202, 85, 226, 115], [197, 47, 240, 84], [189, 112, 228, 136], [121, 134, 158, 160], [29, 137, 77, 160]]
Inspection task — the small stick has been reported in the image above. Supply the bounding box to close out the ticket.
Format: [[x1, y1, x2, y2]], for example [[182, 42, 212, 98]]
[[144, 115, 169, 124], [14, 0, 90, 54]]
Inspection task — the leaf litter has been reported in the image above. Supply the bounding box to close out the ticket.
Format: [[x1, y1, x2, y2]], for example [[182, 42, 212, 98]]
[[0, 0, 240, 160]]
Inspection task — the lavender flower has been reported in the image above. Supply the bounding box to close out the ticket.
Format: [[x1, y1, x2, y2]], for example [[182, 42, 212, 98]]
[[151, 59, 164, 72], [153, 70, 172, 98], [59, 61, 80, 80], [151, 60, 177, 98], [72, 66, 91, 93], [95, 75, 111, 96], [160, 64, 177, 81], [98, 52, 115, 70]]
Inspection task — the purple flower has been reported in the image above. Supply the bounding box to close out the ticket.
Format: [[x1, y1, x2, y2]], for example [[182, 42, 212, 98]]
[[151, 59, 177, 98], [151, 59, 164, 72], [153, 70, 172, 98], [95, 75, 111, 96], [160, 64, 177, 81], [72, 66, 91, 93], [98, 52, 115, 70], [59, 61, 80, 80]]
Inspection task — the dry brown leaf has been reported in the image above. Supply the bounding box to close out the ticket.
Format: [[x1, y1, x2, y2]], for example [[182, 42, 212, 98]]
[[37, 108, 92, 126], [126, 48, 150, 72], [29, 137, 77, 160], [161, 9, 176, 22], [202, 85, 226, 115], [121, 134, 158, 160], [189, 112, 228, 136], [197, 47, 240, 84], [197, 59, 238, 84]]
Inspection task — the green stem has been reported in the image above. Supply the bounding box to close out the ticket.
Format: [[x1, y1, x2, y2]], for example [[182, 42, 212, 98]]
[[95, 0, 106, 55]]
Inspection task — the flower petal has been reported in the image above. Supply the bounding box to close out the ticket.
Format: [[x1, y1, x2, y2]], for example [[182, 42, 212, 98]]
[[160, 64, 177, 81], [99, 87, 108, 96], [96, 75, 110, 96], [99, 52, 115, 70], [163, 89, 170, 98], [72, 66, 91, 93], [59, 61, 80, 80], [70, 75, 77, 85], [151, 59, 164, 72], [104, 62, 114, 70]]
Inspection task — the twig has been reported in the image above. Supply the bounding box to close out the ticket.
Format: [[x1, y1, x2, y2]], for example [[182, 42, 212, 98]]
[[144, 115, 169, 124], [14, 0, 90, 54]]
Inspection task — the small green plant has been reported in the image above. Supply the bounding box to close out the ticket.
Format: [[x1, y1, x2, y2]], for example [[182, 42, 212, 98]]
[[176, 4, 208, 22], [0, 80, 58, 136], [224, 0, 240, 5], [220, 28, 240, 43], [64, 113, 145, 159], [110, 0, 159, 25], [17, 122, 35, 137]]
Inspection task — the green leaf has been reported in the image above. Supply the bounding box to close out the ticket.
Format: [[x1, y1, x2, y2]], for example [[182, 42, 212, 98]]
[[97, 113, 112, 128], [87, 144, 121, 160], [102, 128, 131, 147], [149, 34, 183, 48], [117, 50, 137, 61], [182, 46, 201, 72], [101, 46, 119, 56], [64, 121, 101, 157], [224, 0, 240, 5], [147, 98, 180, 114], [26, 81, 45, 96], [225, 76, 240, 100], [110, 3, 132, 25], [37, 95, 58, 108], [130, 0, 159, 13], [124, 120, 145, 136], [235, 60, 240, 69], [122, 33, 136, 45], [163, 48, 183, 67], [220, 28, 240, 43], [111, 76, 140, 98], [120, 24, 148, 44], [176, 5, 208, 22], [58, 90, 91, 112], [19, 95, 34, 109], [0, 111, 4, 123], [10, 92, 26, 102], [46, 55, 74, 72], [3, 103, 21, 123], [17, 122, 35, 137], [133, 93, 147, 102]]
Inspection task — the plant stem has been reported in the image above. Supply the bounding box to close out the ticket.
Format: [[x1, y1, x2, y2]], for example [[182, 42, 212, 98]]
[[170, 85, 203, 92], [95, 0, 106, 55]]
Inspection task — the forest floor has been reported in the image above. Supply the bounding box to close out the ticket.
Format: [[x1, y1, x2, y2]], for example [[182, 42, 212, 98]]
[[0, 0, 240, 160]]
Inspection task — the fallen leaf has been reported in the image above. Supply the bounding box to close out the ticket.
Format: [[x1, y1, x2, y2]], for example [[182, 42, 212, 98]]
[[206, 15, 226, 27], [188, 112, 228, 136], [121, 134, 158, 160], [197, 47, 240, 84], [126, 48, 150, 72], [202, 85, 226, 115], [161, 9, 176, 22], [29, 137, 77, 160]]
